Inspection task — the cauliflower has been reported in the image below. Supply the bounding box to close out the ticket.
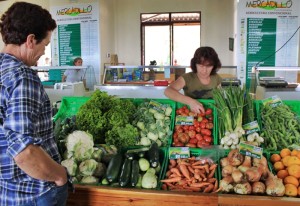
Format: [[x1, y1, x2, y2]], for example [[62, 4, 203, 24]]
[[79, 159, 98, 176], [61, 158, 77, 176]]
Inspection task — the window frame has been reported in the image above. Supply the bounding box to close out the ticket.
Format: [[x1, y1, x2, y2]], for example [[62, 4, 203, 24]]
[[140, 12, 201, 66]]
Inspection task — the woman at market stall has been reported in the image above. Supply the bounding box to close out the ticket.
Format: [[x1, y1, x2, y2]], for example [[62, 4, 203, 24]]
[[62, 57, 85, 83], [0, 2, 69, 205], [164, 46, 222, 114]]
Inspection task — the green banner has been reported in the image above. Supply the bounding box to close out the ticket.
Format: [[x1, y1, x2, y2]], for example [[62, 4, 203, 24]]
[[246, 18, 277, 89], [58, 24, 81, 66]]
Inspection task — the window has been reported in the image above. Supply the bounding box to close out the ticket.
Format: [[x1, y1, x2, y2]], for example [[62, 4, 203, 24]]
[[141, 12, 201, 67]]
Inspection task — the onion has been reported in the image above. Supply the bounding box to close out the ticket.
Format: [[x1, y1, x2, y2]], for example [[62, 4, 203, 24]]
[[252, 181, 266, 195]]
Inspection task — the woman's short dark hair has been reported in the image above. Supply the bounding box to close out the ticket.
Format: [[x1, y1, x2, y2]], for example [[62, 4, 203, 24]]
[[0, 2, 57, 45], [190, 46, 222, 74]]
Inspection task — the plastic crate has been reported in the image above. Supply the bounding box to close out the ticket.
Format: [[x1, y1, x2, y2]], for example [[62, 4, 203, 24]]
[[132, 98, 177, 146], [100, 146, 168, 190], [53, 96, 91, 122], [175, 99, 217, 145], [255, 100, 300, 130], [218, 149, 270, 194], [255, 100, 300, 152], [160, 147, 219, 191]]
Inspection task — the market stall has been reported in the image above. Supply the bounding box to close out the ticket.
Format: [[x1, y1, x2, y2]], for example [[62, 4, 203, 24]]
[[54, 88, 300, 206]]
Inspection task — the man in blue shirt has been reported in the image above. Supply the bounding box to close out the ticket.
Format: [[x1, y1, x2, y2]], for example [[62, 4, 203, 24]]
[[0, 2, 69, 205]]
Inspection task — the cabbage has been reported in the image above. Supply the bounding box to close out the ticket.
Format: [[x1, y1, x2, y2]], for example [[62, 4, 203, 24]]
[[81, 175, 99, 184], [73, 145, 94, 162], [92, 148, 103, 162], [141, 168, 157, 189], [79, 159, 98, 176], [61, 158, 77, 176]]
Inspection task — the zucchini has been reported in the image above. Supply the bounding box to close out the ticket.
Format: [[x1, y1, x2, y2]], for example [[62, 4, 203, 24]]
[[130, 160, 140, 187], [147, 142, 160, 168], [105, 153, 123, 183], [125, 147, 149, 159], [119, 158, 132, 187]]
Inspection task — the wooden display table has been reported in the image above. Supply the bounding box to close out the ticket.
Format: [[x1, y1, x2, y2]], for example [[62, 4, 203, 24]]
[[67, 185, 300, 206]]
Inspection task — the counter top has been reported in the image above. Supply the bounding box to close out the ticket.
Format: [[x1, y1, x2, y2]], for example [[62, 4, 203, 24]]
[[67, 185, 300, 206]]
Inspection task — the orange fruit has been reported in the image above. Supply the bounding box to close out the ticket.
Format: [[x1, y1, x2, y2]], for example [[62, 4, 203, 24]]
[[270, 153, 281, 163], [291, 149, 299, 156], [285, 184, 298, 197], [284, 175, 299, 187], [277, 169, 289, 179], [282, 156, 291, 167], [298, 186, 300, 196], [297, 152, 300, 160], [280, 148, 291, 158], [274, 161, 285, 171]]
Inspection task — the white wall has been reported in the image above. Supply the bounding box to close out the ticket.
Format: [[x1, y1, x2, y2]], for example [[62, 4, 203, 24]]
[[0, 0, 236, 79]]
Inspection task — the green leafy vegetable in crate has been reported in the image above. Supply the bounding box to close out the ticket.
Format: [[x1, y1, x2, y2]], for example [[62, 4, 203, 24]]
[[260, 103, 300, 151], [132, 100, 173, 147], [75, 90, 137, 147]]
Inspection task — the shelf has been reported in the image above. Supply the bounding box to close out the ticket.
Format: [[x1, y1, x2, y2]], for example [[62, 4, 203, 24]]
[[67, 185, 300, 206]]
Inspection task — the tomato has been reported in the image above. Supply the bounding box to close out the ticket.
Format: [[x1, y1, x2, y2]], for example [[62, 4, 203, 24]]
[[200, 129, 212, 136], [188, 130, 196, 138], [176, 128, 183, 133], [193, 120, 200, 127], [204, 135, 212, 143], [174, 142, 185, 147], [175, 125, 182, 130], [205, 108, 212, 115], [195, 133, 203, 141], [200, 122, 206, 129], [195, 126, 201, 133], [205, 122, 214, 129], [201, 118, 209, 123], [189, 125, 195, 131], [173, 133, 178, 139], [189, 112, 197, 117], [185, 143, 197, 148], [173, 137, 179, 143], [189, 138, 198, 144], [197, 116, 203, 122], [184, 108, 190, 114], [197, 140, 206, 148], [178, 132, 190, 144], [183, 125, 189, 131]]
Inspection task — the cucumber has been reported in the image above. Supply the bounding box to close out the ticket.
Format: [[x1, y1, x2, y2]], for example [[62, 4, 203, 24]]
[[105, 153, 123, 183], [147, 142, 160, 168], [119, 158, 132, 187], [130, 160, 140, 187]]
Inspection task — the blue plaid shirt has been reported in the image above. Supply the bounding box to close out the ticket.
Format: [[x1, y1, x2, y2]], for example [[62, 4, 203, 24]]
[[0, 53, 61, 205]]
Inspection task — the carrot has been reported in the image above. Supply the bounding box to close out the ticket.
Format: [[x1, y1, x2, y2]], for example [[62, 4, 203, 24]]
[[183, 186, 201, 192], [161, 176, 181, 183], [192, 160, 205, 166], [194, 173, 200, 180], [170, 168, 182, 177], [208, 167, 216, 178], [170, 188, 194, 192], [161, 183, 168, 190], [209, 164, 217, 171], [190, 182, 211, 188], [179, 164, 190, 180], [187, 165, 195, 174], [203, 183, 214, 193], [208, 178, 217, 183], [169, 159, 177, 168], [165, 170, 171, 178], [213, 178, 218, 192]]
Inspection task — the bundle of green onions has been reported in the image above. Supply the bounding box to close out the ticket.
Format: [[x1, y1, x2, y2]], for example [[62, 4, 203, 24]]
[[213, 85, 255, 149]]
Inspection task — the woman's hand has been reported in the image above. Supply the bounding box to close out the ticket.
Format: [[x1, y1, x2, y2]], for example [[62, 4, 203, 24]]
[[189, 99, 205, 114]]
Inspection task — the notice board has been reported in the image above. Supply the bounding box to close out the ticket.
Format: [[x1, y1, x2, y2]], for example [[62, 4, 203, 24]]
[[236, 0, 300, 89]]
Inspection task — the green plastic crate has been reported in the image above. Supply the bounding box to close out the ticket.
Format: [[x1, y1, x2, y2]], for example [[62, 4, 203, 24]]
[[218, 149, 270, 194], [53, 96, 91, 122], [255, 99, 300, 130], [99, 146, 168, 190], [132, 98, 177, 146], [175, 99, 217, 145], [160, 147, 219, 191]]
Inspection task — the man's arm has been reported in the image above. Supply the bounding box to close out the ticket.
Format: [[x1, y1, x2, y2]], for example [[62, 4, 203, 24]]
[[14, 144, 67, 186]]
